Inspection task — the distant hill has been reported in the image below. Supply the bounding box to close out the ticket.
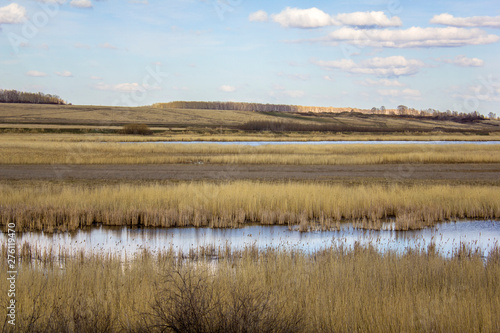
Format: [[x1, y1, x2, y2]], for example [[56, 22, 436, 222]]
[[153, 101, 486, 121], [0, 89, 66, 105], [153, 101, 386, 114]]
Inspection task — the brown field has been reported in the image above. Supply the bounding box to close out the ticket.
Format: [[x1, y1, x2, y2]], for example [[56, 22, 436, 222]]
[[0, 163, 499, 184], [1, 245, 499, 332], [0, 103, 270, 127], [1, 103, 499, 135]]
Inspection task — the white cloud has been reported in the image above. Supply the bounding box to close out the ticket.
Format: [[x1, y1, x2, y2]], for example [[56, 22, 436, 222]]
[[323, 75, 335, 81], [312, 56, 425, 77], [70, 0, 92, 8], [220, 85, 236, 92], [95, 82, 144, 93], [431, 13, 500, 28], [272, 7, 336, 28], [172, 86, 189, 91], [442, 55, 484, 67], [320, 26, 499, 48], [99, 42, 117, 49], [90, 76, 102, 80], [33, 0, 66, 4], [360, 78, 404, 87], [451, 76, 500, 103], [283, 90, 304, 98], [336, 11, 401, 27], [249, 10, 268, 22], [129, 0, 149, 4], [277, 72, 310, 81], [0, 3, 26, 24], [269, 8, 401, 29], [26, 70, 47, 77], [269, 86, 305, 98], [55, 70, 73, 77], [378, 88, 421, 99]]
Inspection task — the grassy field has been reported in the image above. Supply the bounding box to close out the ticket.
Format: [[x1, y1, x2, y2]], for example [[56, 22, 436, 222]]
[[1, 244, 499, 332], [1, 134, 500, 165], [1, 181, 498, 232], [1, 103, 500, 135], [0, 103, 271, 127]]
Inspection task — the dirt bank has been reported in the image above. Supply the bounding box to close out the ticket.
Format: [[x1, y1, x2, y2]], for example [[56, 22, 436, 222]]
[[0, 163, 499, 183]]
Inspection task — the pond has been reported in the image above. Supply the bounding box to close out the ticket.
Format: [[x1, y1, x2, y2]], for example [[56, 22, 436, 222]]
[[6, 220, 500, 259], [138, 141, 500, 146]]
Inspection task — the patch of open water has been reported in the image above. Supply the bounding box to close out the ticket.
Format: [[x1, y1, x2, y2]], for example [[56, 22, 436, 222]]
[[4, 220, 499, 259]]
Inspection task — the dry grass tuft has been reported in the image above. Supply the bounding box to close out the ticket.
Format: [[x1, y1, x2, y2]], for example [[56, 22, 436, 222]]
[[120, 123, 153, 135]]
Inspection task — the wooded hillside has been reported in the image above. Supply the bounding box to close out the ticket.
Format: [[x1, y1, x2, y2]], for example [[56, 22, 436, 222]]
[[0, 90, 66, 105]]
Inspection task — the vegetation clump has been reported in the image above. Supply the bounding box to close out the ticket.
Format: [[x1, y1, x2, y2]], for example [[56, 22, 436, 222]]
[[120, 123, 153, 135]]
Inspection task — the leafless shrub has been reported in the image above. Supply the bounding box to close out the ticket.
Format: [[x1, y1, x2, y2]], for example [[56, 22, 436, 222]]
[[148, 269, 303, 333]]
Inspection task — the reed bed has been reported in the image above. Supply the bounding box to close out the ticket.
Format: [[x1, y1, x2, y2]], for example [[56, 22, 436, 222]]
[[2, 132, 500, 143], [1, 181, 498, 232], [1, 244, 499, 332], [1, 137, 500, 165]]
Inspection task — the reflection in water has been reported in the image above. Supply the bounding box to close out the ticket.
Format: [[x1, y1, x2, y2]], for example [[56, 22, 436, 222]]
[[3, 221, 499, 259]]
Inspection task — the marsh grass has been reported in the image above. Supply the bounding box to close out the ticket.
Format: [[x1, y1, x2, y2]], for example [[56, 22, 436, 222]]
[[120, 124, 153, 135], [0, 244, 499, 332], [1, 181, 498, 232], [1, 136, 500, 164], [2, 132, 499, 142]]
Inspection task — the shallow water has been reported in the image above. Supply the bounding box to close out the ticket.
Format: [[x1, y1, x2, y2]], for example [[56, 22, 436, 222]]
[[5, 221, 499, 259], [138, 141, 500, 146]]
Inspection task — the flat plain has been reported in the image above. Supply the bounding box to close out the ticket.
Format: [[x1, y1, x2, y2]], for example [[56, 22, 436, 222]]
[[1, 103, 500, 332]]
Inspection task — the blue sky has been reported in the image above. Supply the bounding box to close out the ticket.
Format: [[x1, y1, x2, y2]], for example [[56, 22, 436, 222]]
[[0, 0, 499, 114]]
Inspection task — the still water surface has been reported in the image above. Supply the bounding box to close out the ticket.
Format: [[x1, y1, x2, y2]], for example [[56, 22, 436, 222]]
[[7, 220, 500, 259]]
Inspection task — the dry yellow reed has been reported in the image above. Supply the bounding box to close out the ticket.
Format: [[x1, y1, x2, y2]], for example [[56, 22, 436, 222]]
[[0, 136, 499, 165], [0, 245, 498, 332], [1, 181, 498, 232]]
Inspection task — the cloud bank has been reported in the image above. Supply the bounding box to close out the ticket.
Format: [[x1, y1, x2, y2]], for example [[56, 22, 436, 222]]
[[312, 56, 425, 77], [431, 13, 500, 28], [253, 8, 402, 29], [0, 3, 26, 24]]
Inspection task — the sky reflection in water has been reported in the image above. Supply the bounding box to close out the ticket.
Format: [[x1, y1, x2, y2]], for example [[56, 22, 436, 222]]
[[6, 221, 499, 259]]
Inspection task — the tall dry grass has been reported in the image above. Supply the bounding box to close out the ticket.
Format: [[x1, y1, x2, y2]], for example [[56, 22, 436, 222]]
[[1, 136, 499, 164], [2, 132, 499, 142], [1, 181, 498, 232], [0, 245, 499, 332]]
